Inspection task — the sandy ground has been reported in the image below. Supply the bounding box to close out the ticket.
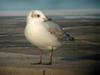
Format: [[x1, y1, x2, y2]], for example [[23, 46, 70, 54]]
[[0, 16, 100, 75]]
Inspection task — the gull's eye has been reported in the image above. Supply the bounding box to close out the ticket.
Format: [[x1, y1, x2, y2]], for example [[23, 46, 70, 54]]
[[36, 14, 40, 17]]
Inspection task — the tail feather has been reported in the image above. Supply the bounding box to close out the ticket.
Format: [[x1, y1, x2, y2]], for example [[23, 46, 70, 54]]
[[65, 33, 75, 41]]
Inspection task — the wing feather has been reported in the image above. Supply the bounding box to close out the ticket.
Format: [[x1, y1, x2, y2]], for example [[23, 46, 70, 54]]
[[43, 21, 74, 42], [43, 21, 65, 41], [48, 28, 65, 41]]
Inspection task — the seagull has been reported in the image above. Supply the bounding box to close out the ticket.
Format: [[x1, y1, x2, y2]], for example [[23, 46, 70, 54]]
[[24, 10, 74, 65]]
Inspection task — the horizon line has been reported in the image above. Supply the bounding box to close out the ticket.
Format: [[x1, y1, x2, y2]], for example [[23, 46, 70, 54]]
[[0, 9, 100, 16]]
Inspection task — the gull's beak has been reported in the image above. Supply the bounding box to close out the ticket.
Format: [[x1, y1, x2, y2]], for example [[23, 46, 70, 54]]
[[44, 16, 52, 22]]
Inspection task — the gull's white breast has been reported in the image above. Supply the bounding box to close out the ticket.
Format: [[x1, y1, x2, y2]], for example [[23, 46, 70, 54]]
[[25, 22, 61, 50]]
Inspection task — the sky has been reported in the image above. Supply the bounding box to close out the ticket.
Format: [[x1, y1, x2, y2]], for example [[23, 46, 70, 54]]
[[0, 0, 100, 16]]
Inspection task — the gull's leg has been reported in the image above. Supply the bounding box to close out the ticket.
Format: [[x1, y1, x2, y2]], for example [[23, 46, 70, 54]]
[[49, 48, 53, 65], [41, 50, 48, 65], [42, 48, 53, 65], [31, 49, 42, 65], [41, 50, 52, 65], [39, 50, 42, 64]]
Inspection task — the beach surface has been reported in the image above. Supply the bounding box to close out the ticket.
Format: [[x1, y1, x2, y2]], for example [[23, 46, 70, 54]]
[[0, 16, 100, 75]]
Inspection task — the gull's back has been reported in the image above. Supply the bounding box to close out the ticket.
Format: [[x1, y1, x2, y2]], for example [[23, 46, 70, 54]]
[[42, 20, 74, 42]]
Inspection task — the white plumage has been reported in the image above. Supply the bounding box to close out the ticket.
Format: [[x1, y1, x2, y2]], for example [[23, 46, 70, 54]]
[[24, 10, 74, 65]]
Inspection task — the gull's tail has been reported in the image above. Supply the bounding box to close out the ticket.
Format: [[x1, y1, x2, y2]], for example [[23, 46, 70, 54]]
[[64, 32, 75, 41]]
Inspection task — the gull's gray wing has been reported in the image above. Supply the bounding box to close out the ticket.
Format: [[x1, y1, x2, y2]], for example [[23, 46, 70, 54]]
[[42, 21, 74, 42]]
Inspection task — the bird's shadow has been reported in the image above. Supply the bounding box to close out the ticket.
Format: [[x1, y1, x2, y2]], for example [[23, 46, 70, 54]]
[[61, 54, 100, 61]]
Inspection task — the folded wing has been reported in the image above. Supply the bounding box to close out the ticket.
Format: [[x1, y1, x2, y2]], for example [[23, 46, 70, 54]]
[[43, 21, 74, 42]]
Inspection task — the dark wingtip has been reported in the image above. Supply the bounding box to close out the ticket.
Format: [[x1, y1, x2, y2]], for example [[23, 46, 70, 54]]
[[69, 36, 75, 41], [65, 33, 75, 41]]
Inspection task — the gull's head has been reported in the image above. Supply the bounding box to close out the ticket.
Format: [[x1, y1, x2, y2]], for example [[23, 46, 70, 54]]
[[28, 10, 51, 23]]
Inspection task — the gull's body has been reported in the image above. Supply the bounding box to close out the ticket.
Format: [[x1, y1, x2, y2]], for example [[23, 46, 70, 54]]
[[25, 21, 61, 50], [25, 10, 74, 65]]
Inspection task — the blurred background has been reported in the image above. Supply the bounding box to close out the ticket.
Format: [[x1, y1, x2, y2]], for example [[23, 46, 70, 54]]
[[0, 0, 100, 16]]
